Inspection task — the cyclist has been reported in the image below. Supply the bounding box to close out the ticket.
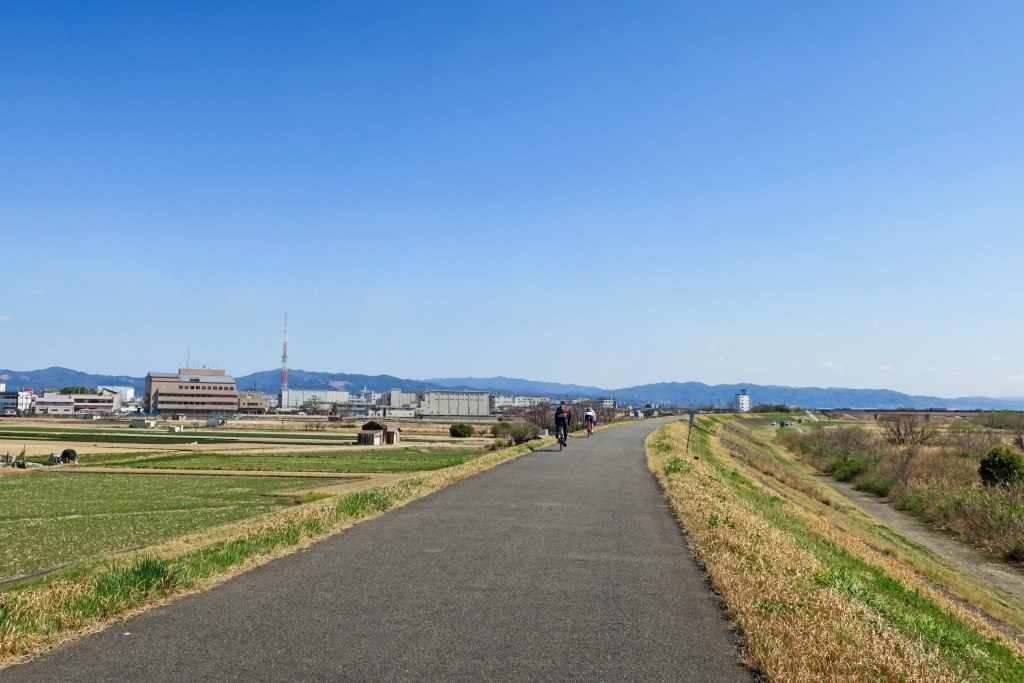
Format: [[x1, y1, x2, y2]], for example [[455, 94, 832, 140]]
[[554, 400, 571, 447], [584, 406, 597, 434]]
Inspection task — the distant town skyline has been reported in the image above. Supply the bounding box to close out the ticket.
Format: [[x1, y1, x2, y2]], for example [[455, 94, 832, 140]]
[[2, 2, 1022, 398]]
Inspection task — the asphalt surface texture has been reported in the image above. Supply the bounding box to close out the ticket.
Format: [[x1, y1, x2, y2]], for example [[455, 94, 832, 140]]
[[5, 418, 755, 682]]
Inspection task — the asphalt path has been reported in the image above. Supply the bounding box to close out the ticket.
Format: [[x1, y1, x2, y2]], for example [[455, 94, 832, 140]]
[[5, 418, 755, 682]]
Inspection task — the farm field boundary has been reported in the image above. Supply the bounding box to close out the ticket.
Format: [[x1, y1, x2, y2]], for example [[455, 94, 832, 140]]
[[0, 438, 546, 669]]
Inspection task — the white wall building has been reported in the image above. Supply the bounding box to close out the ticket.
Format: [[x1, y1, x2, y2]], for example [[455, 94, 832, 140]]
[[386, 389, 419, 408], [98, 385, 135, 403], [736, 389, 751, 413], [491, 394, 515, 412], [420, 390, 491, 417], [34, 392, 75, 417], [282, 389, 350, 410]]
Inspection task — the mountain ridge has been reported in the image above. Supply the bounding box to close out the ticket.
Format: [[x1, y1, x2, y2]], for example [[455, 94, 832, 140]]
[[2, 367, 1023, 411]]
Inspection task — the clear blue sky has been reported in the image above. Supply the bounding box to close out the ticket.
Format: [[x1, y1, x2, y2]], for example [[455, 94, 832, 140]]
[[2, 1, 1022, 398]]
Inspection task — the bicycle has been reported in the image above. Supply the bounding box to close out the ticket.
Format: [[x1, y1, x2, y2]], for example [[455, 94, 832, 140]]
[[556, 424, 567, 451], [585, 419, 594, 436]]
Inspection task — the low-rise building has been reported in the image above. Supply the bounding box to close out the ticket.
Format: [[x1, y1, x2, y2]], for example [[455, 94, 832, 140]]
[[97, 385, 136, 404], [358, 420, 401, 445], [237, 391, 267, 415], [281, 389, 350, 412], [68, 388, 121, 414], [144, 368, 239, 417], [34, 392, 75, 417]]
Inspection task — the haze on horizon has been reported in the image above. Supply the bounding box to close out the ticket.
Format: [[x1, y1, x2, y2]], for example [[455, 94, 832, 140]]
[[1, 2, 1022, 399]]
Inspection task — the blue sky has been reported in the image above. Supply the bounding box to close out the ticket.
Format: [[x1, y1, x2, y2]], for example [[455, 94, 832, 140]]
[[2, 1, 1022, 398]]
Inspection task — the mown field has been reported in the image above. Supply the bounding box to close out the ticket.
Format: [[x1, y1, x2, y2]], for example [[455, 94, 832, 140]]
[[0, 472, 324, 581], [94, 448, 489, 473]]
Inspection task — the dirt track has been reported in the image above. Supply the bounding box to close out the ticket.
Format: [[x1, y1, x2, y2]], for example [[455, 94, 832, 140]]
[[821, 477, 1024, 604]]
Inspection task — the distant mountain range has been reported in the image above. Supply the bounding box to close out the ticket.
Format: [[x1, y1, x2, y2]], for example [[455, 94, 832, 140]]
[[3, 367, 1023, 411]]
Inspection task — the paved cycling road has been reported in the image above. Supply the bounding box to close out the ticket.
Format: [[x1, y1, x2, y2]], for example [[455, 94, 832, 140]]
[[5, 418, 755, 682]]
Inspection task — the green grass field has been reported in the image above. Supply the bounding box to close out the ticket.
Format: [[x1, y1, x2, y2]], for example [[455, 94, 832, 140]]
[[0, 472, 324, 581], [0, 427, 449, 447], [96, 447, 489, 473]]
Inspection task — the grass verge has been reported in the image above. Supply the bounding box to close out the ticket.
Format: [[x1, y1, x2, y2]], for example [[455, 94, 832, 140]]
[[0, 440, 542, 668], [648, 419, 1024, 682]]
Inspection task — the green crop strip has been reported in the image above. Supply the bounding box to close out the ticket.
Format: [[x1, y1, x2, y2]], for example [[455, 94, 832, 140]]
[[0, 441, 540, 665]]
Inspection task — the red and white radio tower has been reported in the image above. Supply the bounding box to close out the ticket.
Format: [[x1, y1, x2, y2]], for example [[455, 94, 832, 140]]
[[280, 313, 289, 409]]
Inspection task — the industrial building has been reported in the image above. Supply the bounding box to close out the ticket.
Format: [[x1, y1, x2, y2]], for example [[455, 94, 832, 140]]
[[280, 389, 350, 411], [420, 390, 491, 417]]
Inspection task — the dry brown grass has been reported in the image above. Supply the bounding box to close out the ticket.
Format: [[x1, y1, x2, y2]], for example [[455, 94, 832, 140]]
[[648, 421, 1024, 682]]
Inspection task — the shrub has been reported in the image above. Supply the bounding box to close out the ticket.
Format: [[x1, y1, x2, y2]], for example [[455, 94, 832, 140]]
[[979, 446, 1024, 487], [492, 420, 538, 444], [854, 473, 894, 498], [449, 423, 475, 438], [1006, 537, 1024, 563], [830, 456, 870, 482]]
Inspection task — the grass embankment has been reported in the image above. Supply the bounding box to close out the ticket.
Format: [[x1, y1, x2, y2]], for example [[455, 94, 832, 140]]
[[648, 418, 1024, 682], [780, 421, 1024, 562], [94, 447, 488, 473], [719, 417, 1024, 634], [0, 440, 542, 668]]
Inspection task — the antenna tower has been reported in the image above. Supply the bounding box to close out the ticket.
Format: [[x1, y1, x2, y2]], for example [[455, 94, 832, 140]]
[[280, 313, 289, 409]]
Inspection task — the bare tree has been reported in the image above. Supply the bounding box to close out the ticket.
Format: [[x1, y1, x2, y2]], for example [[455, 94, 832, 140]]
[[940, 420, 1001, 458], [890, 446, 920, 490], [879, 415, 936, 446], [307, 395, 323, 416], [523, 400, 553, 430]]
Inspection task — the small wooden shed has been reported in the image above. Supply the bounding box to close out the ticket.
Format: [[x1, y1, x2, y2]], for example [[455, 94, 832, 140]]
[[359, 421, 401, 445]]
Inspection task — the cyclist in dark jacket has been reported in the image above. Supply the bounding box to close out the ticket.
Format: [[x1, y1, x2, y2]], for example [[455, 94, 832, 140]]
[[554, 401, 571, 447]]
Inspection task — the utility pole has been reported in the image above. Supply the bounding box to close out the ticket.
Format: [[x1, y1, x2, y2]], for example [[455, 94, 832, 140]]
[[686, 411, 696, 458]]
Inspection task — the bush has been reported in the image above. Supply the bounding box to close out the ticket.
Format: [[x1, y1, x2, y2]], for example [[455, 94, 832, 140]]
[[1006, 537, 1024, 563], [979, 446, 1024, 487], [449, 423, 475, 438], [828, 456, 870, 482], [508, 422, 539, 444], [853, 473, 894, 497]]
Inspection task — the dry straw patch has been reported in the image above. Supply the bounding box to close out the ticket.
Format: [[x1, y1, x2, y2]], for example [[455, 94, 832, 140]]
[[649, 420, 1024, 682]]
